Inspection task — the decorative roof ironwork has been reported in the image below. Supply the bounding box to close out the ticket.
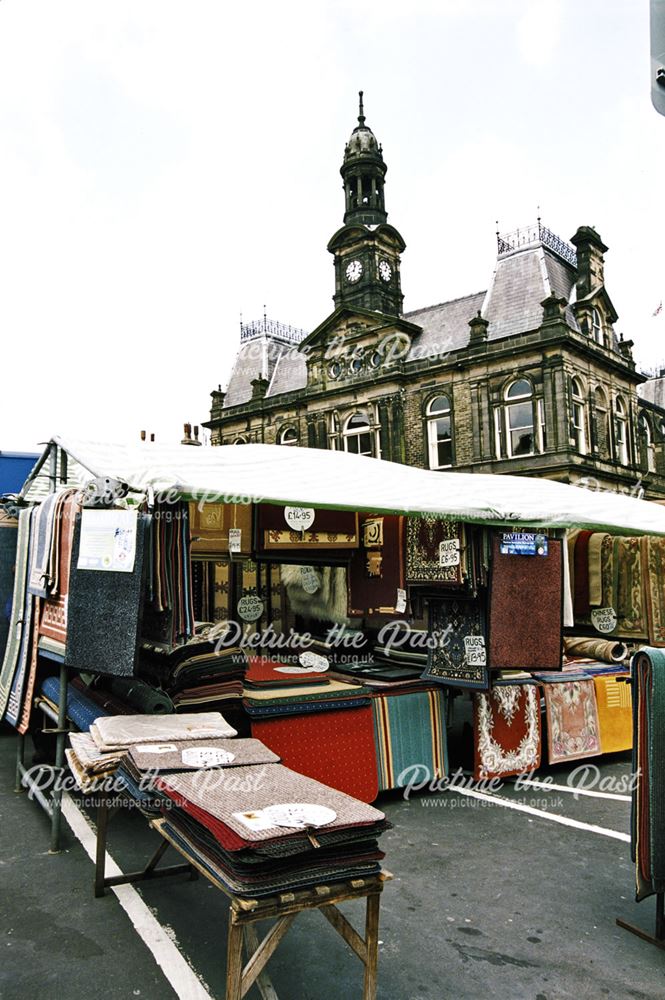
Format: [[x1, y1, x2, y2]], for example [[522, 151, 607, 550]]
[[496, 220, 577, 267], [240, 316, 308, 344]]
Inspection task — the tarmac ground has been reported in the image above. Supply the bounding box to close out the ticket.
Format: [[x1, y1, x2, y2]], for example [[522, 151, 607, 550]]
[[1, 725, 663, 1000]]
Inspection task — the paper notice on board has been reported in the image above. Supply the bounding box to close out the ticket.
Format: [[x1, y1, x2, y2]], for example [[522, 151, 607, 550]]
[[77, 509, 138, 572], [228, 528, 242, 554], [396, 589, 407, 613]]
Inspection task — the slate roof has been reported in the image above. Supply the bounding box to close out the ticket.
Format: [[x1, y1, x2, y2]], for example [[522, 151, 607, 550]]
[[223, 337, 288, 408], [266, 348, 308, 398], [221, 239, 616, 405]]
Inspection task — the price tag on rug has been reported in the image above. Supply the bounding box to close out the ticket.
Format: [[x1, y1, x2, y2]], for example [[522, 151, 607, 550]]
[[464, 635, 486, 666], [233, 809, 275, 833], [238, 595, 264, 622], [228, 528, 242, 554], [135, 744, 178, 754], [591, 607, 617, 634], [284, 506, 315, 532], [439, 538, 460, 567], [297, 651, 329, 672], [181, 746, 235, 768], [262, 803, 337, 829]]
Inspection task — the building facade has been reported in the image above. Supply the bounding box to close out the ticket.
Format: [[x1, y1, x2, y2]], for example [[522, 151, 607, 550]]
[[205, 97, 665, 500]]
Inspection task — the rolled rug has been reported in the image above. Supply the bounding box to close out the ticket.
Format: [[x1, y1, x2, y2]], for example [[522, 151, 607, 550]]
[[564, 637, 628, 663], [109, 676, 174, 714]]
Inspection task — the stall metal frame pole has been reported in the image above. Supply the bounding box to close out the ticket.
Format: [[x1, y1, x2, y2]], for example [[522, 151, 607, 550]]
[[617, 893, 665, 950], [14, 443, 70, 853]]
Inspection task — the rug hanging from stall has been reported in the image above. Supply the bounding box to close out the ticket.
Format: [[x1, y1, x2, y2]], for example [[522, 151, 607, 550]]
[[406, 516, 464, 585], [488, 535, 562, 670], [0, 508, 33, 720], [212, 560, 230, 624], [473, 683, 541, 780], [612, 536, 648, 640], [372, 687, 448, 791], [542, 678, 601, 764], [188, 501, 253, 557], [40, 492, 81, 644], [593, 673, 632, 754], [65, 511, 150, 677], [27, 492, 59, 598], [252, 706, 378, 802], [631, 648, 665, 901], [4, 594, 36, 727], [643, 536, 665, 647], [257, 504, 359, 556], [0, 510, 18, 661], [348, 514, 405, 619], [281, 565, 348, 624], [573, 530, 594, 617], [422, 596, 488, 690]]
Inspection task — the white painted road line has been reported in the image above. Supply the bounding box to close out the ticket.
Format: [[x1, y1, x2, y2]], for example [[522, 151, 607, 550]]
[[62, 793, 214, 1000], [514, 778, 632, 802], [448, 786, 631, 843]]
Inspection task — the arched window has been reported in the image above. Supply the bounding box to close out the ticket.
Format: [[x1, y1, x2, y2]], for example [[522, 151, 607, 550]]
[[638, 413, 656, 473], [614, 396, 629, 465], [279, 426, 298, 446], [594, 387, 609, 459], [571, 377, 587, 454], [233, 436, 247, 445], [343, 412, 373, 456], [426, 395, 453, 469], [505, 379, 534, 457], [592, 308, 604, 346]]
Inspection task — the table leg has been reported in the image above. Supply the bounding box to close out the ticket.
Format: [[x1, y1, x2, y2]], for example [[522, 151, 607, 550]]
[[362, 891, 381, 1000], [226, 917, 245, 1000]]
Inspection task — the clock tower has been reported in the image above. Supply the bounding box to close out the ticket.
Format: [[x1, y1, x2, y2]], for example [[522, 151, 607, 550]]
[[328, 92, 405, 316]]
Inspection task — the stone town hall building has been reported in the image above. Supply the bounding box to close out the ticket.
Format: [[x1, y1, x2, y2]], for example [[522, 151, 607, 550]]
[[205, 96, 665, 500]]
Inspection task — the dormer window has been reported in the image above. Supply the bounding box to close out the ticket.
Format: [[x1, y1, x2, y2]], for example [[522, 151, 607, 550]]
[[592, 307, 604, 346]]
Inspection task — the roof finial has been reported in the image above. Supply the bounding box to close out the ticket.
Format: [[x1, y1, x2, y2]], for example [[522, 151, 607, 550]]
[[358, 90, 365, 126]]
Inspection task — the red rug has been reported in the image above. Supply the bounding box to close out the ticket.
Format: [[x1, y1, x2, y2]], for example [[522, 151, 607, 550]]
[[473, 684, 541, 780], [252, 706, 378, 802]]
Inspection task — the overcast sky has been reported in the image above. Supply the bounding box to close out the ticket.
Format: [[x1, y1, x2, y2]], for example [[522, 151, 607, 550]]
[[1, 0, 663, 453]]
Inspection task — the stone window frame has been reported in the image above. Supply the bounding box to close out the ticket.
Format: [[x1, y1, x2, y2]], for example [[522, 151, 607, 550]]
[[500, 376, 542, 459], [341, 407, 381, 458], [424, 392, 454, 470], [614, 395, 629, 465], [570, 376, 588, 455], [232, 435, 248, 445], [638, 411, 656, 474], [278, 425, 299, 446], [592, 385, 610, 459]]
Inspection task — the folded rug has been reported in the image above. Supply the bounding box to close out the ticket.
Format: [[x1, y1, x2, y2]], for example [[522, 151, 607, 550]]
[[0, 508, 33, 720], [92, 711, 236, 749], [631, 648, 665, 900]]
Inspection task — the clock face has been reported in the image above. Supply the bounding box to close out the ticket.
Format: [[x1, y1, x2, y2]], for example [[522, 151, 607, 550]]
[[345, 259, 363, 283], [378, 260, 392, 282]]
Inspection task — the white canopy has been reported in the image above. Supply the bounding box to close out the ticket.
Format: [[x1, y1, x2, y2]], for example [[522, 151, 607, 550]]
[[22, 435, 665, 536]]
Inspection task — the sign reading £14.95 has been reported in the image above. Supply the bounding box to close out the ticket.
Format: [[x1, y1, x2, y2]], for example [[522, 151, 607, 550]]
[[284, 506, 315, 532]]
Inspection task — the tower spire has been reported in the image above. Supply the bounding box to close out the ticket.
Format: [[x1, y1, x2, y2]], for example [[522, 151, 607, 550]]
[[358, 90, 365, 126]]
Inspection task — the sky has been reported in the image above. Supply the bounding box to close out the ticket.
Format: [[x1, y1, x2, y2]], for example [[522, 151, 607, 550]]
[[0, 0, 663, 453]]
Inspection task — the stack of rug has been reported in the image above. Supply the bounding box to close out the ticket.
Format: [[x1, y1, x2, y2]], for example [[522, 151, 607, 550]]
[[242, 674, 371, 719], [133, 751, 390, 898], [141, 640, 247, 713], [65, 731, 127, 792], [631, 647, 665, 901]]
